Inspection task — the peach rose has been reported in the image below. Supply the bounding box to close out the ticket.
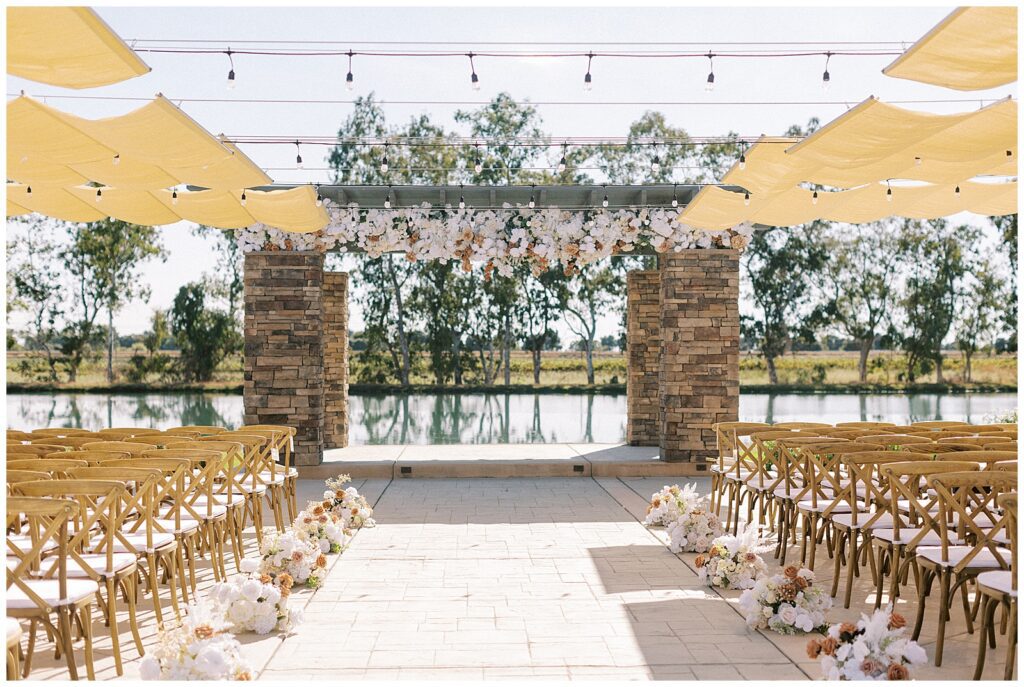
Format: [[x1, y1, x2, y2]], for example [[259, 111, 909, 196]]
[[316, 554, 327, 568], [193, 624, 215, 640], [783, 565, 800, 579], [793, 576, 809, 590], [886, 664, 909, 680], [806, 639, 822, 659], [888, 612, 906, 630], [820, 636, 838, 656], [291, 551, 304, 562]]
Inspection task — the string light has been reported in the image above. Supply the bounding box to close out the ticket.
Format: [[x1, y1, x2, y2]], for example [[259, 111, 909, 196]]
[[705, 53, 715, 91], [743, 191, 750, 206], [384, 186, 392, 209], [671, 184, 679, 208], [381, 142, 390, 173], [821, 51, 832, 90], [345, 50, 354, 91], [459, 184, 466, 209], [315, 185, 323, 206], [886, 182, 892, 202], [26, 186, 31, 195], [240, 190, 247, 206], [557, 142, 567, 173], [602, 185, 609, 208], [528, 184, 536, 209], [473, 143, 483, 173], [812, 190, 818, 205], [96, 188, 102, 202], [226, 48, 236, 89], [584, 52, 594, 91], [113, 154, 120, 166], [954, 185, 961, 198], [651, 150, 661, 173], [467, 52, 480, 90], [172, 189, 178, 204], [294, 140, 303, 168], [914, 156, 922, 165], [739, 152, 746, 170]]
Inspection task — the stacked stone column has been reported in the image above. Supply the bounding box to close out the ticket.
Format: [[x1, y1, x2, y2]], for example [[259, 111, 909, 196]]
[[658, 250, 740, 463], [243, 251, 326, 467], [626, 270, 661, 445], [323, 272, 350, 449]]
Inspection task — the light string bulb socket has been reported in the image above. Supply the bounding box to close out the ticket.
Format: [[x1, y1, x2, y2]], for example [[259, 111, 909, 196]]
[[528, 184, 536, 209], [384, 185, 392, 209], [96, 187, 102, 202], [822, 51, 832, 91], [345, 50, 354, 91], [671, 183, 679, 208], [584, 52, 594, 91], [473, 143, 483, 174], [240, 190, 247, 206], [459, 184, 466, 210], [602, 185, 609, 208], [315, 184, 323, 207], [226, 48, 236, 90], [381, 142, 390, 174], [705, 52, 715, 92], [886, 181, 892, 202], [113, 154, 120, 166], [295, 140, 303, 169], [743, 191, 750, 206], [172, 188, 178, 205], [739, 150, 746, 170], [558, 142, 568, 173], [468, 52, 480, 91]]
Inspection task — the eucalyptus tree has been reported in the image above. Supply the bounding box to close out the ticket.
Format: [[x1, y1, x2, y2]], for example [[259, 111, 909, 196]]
[[562, 264, 624, 385], [990, 213, 1018, 350], [454, 93, 547, 185], [819, 220, 903, 382], [517, 265, 568, 384], [8, 218, 66, 380], [955, 260, 1004, 382]]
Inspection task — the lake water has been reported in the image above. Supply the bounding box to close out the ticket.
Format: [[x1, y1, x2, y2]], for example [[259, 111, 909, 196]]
[[7, 391, 1017, 445]]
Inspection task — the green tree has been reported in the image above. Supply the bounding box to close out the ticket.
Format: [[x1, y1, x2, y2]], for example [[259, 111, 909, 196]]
[[8, 218, 66, 381], [517, 266, 567, 384], [820, 221, 902, 382], [562, 264, 623, 385], [990, 213, 1017, 351], [169, 282, 236, 382], [597, 111, 691, 184], [955, 260, 1004, 382], [741, 225, 829, 384], [192, 225, 245, 324], [896, 220, 976, 383], [455, 93, 547, 185]]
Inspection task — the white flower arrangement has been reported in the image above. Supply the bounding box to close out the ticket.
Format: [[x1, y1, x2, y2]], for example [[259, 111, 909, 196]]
[[808, 605, 926, 680], [323, 474, 376, 529], [138, 600, 253, 681], [666, 507, 723, 554], [695, 524, 771, 590], [643, 483, 702, 527], [210, 576, 304, 635], [293, 502, 348, 554], [235, 204, 753, 277], [256, 530, 328, 589], [738, 565, 831, 635]]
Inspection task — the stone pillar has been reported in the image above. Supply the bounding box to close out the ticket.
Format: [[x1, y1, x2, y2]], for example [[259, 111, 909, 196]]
[[243, 251, 325, 466], [659, 250, 740, 463], [626, 270, 661, 446], [323, 272, 349, 449]]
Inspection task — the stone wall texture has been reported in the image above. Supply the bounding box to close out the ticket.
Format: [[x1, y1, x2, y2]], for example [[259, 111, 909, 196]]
[[243, 251, 325, 467], [626, 270, 661, 446], [323, 272, 349, 449], [658, 250, 740, 463]]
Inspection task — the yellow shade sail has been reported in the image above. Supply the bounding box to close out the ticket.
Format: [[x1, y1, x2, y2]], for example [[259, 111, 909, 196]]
[[679, 180, 1018, 231], [7, 95, 271, 190], [7, 184, 330, 233], [7, 7, 150, 88], [883, 6, 1017, 91]]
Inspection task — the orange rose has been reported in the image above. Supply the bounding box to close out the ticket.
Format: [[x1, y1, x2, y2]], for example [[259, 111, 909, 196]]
[[260, 574, 272, 584], [794, 576, 809, 590], [278, 573, 294, 589], [886, 664, 909, 680], [193, 624, 215, 640], [806, 639, 822, 659], [236, 670, 253, 681], [820, 637, 838, 656], [335, 490, 345, 499], [783, 565, 799, 579], [860, 659, 881, 675], [888, 613, 907, 630], [316, 554, 328, 568], [312, 506, 325, 516], [694, 555, 706, 568], [291, 551, 304, 562]]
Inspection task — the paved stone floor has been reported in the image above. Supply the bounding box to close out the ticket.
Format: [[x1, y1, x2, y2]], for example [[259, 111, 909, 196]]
[[17, 476, 1016, 681]]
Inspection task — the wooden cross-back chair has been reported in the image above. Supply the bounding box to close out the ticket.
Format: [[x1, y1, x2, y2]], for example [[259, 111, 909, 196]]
[[7, 444, 70, 457], [12, 480, 142, 676], [933, 450, 1018, 471], [6, 459, 88, 479], [7, 430, 33, 442], [28, 428, 95, 438], [80, 441, 158, 455], [710, 422, 769, 519], [872, 461, 980, 609], [6, 496, 97, 680], [974, 492, 1016, 680], [45, 450, 132, 465], [207, 432, 288, 536], [238, 424, 299, 520], [28, 437, 96, 449], [911, 471, 1016, 667]]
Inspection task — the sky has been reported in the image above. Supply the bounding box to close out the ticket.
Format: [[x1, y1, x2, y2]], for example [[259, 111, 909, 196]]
[[5, 5, 1016, 341]]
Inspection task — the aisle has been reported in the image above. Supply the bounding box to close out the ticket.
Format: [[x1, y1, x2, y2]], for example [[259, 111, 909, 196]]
[[261, 478, 805, 680]]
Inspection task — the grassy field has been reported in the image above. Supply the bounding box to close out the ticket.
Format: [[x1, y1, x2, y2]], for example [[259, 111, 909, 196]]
[[6, 348, 1016, 392]]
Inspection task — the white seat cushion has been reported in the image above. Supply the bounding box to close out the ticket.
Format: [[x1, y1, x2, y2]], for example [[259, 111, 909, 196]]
[[6, 617, 21, 644], [871, 528, 962, 547], [256, 471, 287, 485], [831, 511, 895, 530], [977, 570, 1016, 597], [179, 503, 229, 520], [6, 535, 57, 555], [6, 579, 99, 609], [65, 553, 138, 577], [105, 532, 176, 554], [154, 518, 203, 533], [235, 481, 267, 494], [797, 499, 854, 513], [915, 545, 1012, 569]]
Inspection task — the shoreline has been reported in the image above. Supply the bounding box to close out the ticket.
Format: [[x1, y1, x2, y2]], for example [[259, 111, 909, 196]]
[[6, 382, 1017, 395]]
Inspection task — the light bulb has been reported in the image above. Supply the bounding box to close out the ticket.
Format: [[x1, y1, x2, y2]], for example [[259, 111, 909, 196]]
[[96, 188, 102, 202], [296, 154, 303, 169], [739, 153, 746, 170], [381, 157, 389, 174], [812, 190, 818, 205], [172, 189, 178, 205], [113, 154, 120, 166], [602, 195, 609, 208], [528, 188, 536, 209], [955, 185, 961, 198], [886, 187, 892, 202], [471, 72, 480, 90], [459, 196, 466, 210], [227, 69, 236, 90], [743, 192, 750, 206], [914, 156, 922, 166], [558, 156, 567, 173], [671, 197, 678, 208], [26, 186, 32, 194], [1007, 149, 1013, 157], [346, 71, 354, 91], [474, 161, 483, 174], [822, 70, 830, 91], [384, 193, 391, 209], [316, 194, 323, 207], [584, 72, 592, 91], [651, 156, 661, 173], [705, 72, 715, 92], [240, 191, 247, 207]]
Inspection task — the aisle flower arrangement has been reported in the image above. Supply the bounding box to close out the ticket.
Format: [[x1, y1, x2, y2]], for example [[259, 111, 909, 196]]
[[138, 600, 253, 681], [808, 606, 926, 680], [323, 474, 376, 529], [665, 505, 723, 554], [237, 205, 754, 277], [695, 525, 771, 590], [256, 530, 328, 589], [643, 483, 702, 527], [293, 503, 348, 554], [211, 576, 304, 635], [738, 565, 831, 634]]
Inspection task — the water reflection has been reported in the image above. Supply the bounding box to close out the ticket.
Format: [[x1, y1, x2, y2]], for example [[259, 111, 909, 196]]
[[6, 392, 1017, 445]]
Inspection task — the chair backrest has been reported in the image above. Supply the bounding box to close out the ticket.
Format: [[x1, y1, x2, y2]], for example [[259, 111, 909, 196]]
[[854, 434, 934, 448], [928, 471, 1017, 573], [936, 436, 990, 446], [880, 461, 980, 549], [29, 436, 97, 449], [834, 421, 897, 429], [828, 428, 896, 440], [173, 425, 228, 436], [802, 443, 882, 511], [81, 440, 159, 455], [841, 452, 918, 527], [7, 430, 33, 442], [29, 427, 95, 438], [773, 422, 834, 430], [989, 461, 1017, 472], [7, 444, 70, 457], [934, 450, 1018, 469], [48, 449, 132, 464], [997, 493, 1016, 591], [6, 469, 52, 484], [6, 496, 78, 610], [904, 442, 975, 455], [94, 427, 163, 440], [105, 457, 189, 529], [910, 421, 971, 429], [7, 458, 89, 477], [139, 449, 229, 517], [65, 466, 162, 548]]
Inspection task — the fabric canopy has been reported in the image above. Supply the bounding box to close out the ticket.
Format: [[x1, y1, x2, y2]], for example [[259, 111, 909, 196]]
[[7, 7, 150, 88], [7, 95, 271, 190], [7, 185, 330, 233], [679, 180, 1018, 231], [883, 7, 1018, 91]]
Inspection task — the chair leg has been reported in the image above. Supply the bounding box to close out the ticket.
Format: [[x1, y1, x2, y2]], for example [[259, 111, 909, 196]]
[[1004, 601, 1016, 681], [913, 568, 935, 641], [831, 530, 847, 599], [22, 620, 36, 678], [974, 596, 993, 680], [80, 604, 95, 681], [57, 608, 78, 681], [935, 568, 951, 666], [146, 552, 163, 625], [844, 529, 859, 609], [124, 577, 145, 657], [105, 577, 123, 676]]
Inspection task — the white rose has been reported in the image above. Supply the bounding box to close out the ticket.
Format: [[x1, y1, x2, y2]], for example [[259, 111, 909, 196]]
[[240, 579, 263, 602], [194, 646, 229, 679], [240, 558, 259, 574], [139, 655, 162, 680], [777, 604, 798, 627], [253, 613, 278, 635]]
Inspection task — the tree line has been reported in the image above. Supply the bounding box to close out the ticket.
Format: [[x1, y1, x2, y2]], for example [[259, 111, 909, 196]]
[[7, 93, 1016, 386]]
